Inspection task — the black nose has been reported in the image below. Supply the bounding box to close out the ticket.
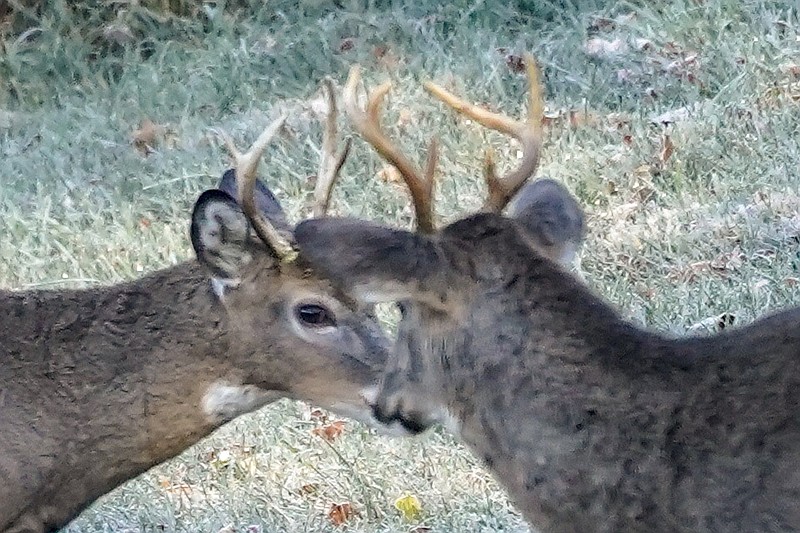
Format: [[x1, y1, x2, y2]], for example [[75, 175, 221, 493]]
[[370, 403, 430, 435]]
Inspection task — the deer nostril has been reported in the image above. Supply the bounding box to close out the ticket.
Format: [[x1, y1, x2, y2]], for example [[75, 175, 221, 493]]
[[371, 403, 396, 426], [398, 414, 429, 435]]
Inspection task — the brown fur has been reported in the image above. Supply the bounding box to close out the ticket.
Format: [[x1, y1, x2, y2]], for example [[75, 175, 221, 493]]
[[295, 209, 800, 533], [0, 183, 388, 533]]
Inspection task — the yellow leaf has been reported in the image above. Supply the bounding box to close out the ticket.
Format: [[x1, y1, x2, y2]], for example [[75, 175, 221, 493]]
[[394, 493, 422, 521]]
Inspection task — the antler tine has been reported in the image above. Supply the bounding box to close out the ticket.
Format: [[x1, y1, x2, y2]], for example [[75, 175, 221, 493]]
[[313, 78, 353, 218], [424, 53, 544, 213], [343, 65, 438, 234], [220, 114, 297, 261]]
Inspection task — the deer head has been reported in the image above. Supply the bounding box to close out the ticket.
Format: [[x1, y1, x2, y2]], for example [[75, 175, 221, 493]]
[[292, 55, 584, 433]]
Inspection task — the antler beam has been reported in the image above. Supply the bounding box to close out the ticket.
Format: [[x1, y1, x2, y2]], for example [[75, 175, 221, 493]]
[[424, 53, 544, 213], [313, 78, 353, 218], [220, 115, 297, 261], [343, 66, 439, 234]]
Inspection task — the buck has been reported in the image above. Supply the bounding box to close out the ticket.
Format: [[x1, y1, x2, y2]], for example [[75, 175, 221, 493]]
[[0, 81, 390, 533], [294, 58, 800, 532]]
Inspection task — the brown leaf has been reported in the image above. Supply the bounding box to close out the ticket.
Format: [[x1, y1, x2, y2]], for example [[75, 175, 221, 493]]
[[339, 38, 355, 53], [396, 108, 414, 130], [309, 408, 328, 422], [659, 133, 674, 164], [377, 164, 403, 184], [373, 45, 401, 70], [296, 483, 319, 496], [312, 420, 346, 442], [328, 502, 356, 526], [410, 528, 433, 533], [505, 54, 526, 74], [131, 118, 166, 157], [587, 16, 616, 32]]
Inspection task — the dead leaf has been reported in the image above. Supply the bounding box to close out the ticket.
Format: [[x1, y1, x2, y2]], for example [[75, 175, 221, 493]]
[[396, 108, 414, 130], [505, 54, 526, 73], [394, 493, 423, 521], [328, 502, 356, 526], [338, 37, 355, 53], [688, 313, 735, 333], [587, 16, 616, 32], [132, 119, 166, 157], [373, 45, 401, 70], [781, 63, 800, 78], [217, 526, 236, 533], [309, 408, 328, 422], [659, 134, 674, 164], [377, 164, 403, 184], [103, 24, 134, 45], [410, 528, 432, 533], [312, 420, 346, 442], [296, 483, 319, 496], [650, 107, 691, 125], [584, 38, 626, 58], [784, 277, 800, 287], [568, 109, 600, 129]]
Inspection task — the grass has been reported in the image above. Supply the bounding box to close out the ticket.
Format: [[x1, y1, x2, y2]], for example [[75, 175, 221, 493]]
[[2, 0, 800, 531]]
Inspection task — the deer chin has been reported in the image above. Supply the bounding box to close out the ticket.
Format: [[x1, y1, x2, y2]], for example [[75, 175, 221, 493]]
[[201, 381, 279, 425]]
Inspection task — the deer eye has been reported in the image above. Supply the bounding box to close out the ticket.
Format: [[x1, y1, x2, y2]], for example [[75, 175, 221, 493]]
[[295, 303, 337, 328]]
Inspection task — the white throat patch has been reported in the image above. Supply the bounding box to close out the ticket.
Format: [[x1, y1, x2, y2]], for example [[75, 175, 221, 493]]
[[201, 381, 277, 424]]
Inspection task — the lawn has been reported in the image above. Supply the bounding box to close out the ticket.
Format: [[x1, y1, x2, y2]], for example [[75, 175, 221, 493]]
[[1, 1, 799, 531]]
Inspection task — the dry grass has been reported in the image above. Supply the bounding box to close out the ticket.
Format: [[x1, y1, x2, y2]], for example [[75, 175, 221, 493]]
[[2, 0, 800, 531]]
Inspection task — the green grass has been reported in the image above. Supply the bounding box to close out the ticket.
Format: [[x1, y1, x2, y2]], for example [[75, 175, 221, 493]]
[[2, 0, 800, 531]]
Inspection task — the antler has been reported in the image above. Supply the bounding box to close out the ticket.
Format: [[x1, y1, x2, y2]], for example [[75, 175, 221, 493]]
[[312, 78, 353, 218], [220, 115, 297, 261], [343, 66, 439, 234], [424, 53, 544, 213]]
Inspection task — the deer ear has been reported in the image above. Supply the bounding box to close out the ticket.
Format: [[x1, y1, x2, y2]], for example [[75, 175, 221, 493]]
[[191, 189, 258, 281], [217, 168, 292, 234], [295, 218, 451, 309], [507, 178, 586, 265]]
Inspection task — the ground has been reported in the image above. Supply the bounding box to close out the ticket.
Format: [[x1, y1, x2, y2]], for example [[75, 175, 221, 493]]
[[1, 1, 799, 531]]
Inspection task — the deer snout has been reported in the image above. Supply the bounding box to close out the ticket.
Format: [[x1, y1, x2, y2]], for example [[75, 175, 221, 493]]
[[368, 395, 435, 436]]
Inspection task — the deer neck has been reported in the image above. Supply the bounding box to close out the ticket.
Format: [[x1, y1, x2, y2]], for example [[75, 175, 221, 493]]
[[1, 261, 265, 516]]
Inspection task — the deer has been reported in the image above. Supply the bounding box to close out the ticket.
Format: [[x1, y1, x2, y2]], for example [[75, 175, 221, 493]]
[[293, 57, 800, 532], [0, 80, 390, 533]]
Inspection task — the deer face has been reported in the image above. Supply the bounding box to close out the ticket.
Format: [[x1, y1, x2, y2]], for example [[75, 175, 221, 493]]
[[189, 180, 389, 427], [293, 55, 584, 436]]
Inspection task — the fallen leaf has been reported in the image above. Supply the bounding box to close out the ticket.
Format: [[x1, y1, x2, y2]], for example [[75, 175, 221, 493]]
[[396, 108, 414, 130], [296, 483, 319, 496], [339, 37, 355, 53], [394, 493, 423, 521], [505, 54, 526, 73], [781, 63, 800, 78], [312, 420, 346, 442], [587, 16, 616, 32], [377, 164, 403, 184], [584, 37, 626, 58], [328, 502, 356, 526], [650, 106, 691, 125], [132, 118, 166, 157], [659, 133, 674, 164]]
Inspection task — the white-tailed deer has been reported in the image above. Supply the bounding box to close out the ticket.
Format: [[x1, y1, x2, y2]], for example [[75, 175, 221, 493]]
[[294, 58, 800, 532], [0, 81, 388, 533]]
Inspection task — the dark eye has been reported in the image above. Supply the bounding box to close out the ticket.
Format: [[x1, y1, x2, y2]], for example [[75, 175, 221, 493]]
[[296, 303, 337, 328], [396, 301, 408, 318]]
